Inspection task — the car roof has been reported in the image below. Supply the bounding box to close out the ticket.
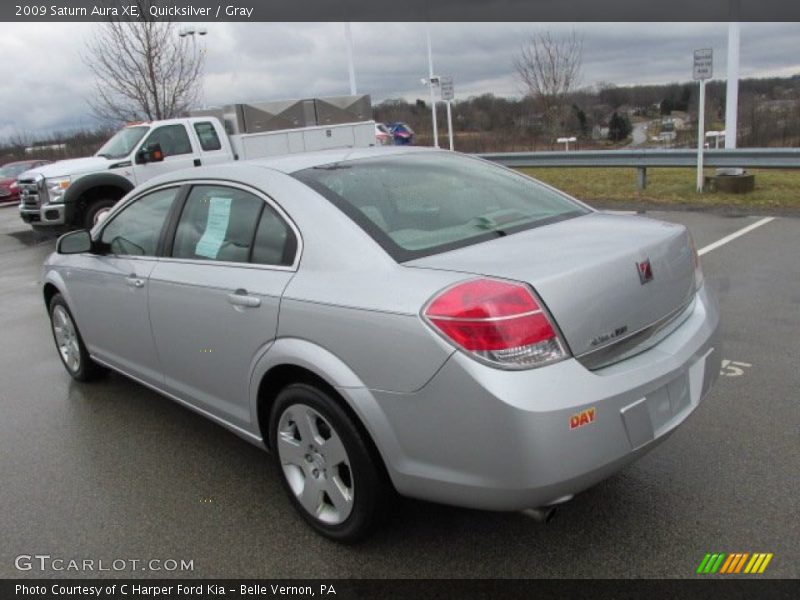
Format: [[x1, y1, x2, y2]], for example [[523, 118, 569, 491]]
[[242, 145, 434, 174], [122, 117, 211, 128], [140, 146, 442, 191]]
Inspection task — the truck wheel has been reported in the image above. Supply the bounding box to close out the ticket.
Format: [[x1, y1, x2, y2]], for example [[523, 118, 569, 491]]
[[83, 199, 117, 229], [269, 383, 391, 542], [49, 293, 107, 382]]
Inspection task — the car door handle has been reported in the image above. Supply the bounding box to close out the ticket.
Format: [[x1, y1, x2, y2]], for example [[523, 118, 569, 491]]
[[126, 276, 145, 288], [227, 290, 261, 308]]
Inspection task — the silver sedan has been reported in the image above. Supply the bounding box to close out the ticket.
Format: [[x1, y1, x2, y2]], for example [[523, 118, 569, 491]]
[[43, 148, 721, 541]]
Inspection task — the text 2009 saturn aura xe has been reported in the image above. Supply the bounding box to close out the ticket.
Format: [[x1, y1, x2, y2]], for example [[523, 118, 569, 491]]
[[43, 148, 720, 541]]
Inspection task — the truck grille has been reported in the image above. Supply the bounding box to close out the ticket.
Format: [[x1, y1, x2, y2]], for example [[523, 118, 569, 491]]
[[18, 178, 44, 209]]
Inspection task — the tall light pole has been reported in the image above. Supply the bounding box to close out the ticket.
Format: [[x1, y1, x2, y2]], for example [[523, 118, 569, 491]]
[[426, 26, 439, 148], [344, 22, 357, 95], [725, 19, 740, 149], [179, 26, 208, 108], [445, 94, 454, 151]]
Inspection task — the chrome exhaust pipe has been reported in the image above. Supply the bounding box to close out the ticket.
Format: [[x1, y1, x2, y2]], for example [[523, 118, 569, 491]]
[[521, 506, 558, 523]]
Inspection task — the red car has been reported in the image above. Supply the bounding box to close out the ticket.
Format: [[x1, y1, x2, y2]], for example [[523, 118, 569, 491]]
[[375, 123, 394, 146], [0, 159, 51, 204]]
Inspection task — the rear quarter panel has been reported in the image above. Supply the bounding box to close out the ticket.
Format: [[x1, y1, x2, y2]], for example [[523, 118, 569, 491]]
[[257, 171, 466, 393]]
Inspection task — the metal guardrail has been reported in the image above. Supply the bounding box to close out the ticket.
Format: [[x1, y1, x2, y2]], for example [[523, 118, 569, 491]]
[[478, 148, 800, 169]]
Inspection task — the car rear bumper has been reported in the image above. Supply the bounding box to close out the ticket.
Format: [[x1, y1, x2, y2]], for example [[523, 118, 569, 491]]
[[363, 283, 721, 511]]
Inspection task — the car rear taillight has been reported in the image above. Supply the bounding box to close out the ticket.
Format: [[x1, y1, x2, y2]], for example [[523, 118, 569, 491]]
[[423, 278, 569, 369]]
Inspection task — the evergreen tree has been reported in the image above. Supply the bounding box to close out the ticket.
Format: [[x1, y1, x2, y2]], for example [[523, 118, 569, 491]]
[[608, 112, 632, 141]]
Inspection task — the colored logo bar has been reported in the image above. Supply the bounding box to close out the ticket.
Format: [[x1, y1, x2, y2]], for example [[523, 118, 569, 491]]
[[696, 553, 773, 574]]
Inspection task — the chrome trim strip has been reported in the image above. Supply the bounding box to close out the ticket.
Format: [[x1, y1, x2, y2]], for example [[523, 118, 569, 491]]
[[427, 309, 544, 322], [155, 256, 297, 273], [84, 254, 159, 263], [96, 179, 303, 272], [577, 293, 697, 371]]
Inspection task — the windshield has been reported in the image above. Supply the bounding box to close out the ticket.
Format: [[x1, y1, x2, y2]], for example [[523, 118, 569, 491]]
[[95, 126, 149, 159], [294, 152, 589, 261], [0, 163, 35, 178]]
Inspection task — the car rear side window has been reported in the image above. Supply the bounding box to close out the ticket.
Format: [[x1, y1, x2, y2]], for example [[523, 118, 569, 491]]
[[172, 185, 263, 264], [100, 187, 179, 256], [251, 205, 297, 266], [294, 152, 589, 261], [194, 122, 222, 151]]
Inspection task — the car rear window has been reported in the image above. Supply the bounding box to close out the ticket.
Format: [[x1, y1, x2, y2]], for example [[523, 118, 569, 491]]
[[293, 152, 588, 261]]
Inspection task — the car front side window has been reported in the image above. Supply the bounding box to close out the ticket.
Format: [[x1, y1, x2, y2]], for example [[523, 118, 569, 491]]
[[100, 188, 179, 257], [140, 124, 193, 158], [171, 185, 263, 264]]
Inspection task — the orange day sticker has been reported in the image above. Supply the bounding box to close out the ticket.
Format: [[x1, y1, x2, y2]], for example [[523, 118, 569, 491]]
[[570, 407, 596, 430]]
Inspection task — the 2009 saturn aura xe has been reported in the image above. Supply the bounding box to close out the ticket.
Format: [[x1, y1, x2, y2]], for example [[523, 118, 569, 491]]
[[44, 147, 721, 541]]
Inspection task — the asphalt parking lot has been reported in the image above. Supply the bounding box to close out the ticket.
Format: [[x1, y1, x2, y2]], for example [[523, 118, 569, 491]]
[[0, 202, 798, 579]]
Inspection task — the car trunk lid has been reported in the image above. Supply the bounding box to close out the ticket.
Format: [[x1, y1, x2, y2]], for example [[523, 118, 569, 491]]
[[405, 212, 696, 363]]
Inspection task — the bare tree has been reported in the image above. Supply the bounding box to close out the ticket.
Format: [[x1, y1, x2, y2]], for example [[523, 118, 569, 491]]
[[83, 2, 204, 123], [514, 31, 583, 144], [6, 129, 34, 160]]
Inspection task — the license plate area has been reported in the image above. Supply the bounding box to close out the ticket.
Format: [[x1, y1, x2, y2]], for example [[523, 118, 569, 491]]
[[619, 351, 708, 450]]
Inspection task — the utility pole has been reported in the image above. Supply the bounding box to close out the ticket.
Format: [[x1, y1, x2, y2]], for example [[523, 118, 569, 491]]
[[445, 100, 454, 150], [344, 22, 357, 95], [725, 2, 741, 149]]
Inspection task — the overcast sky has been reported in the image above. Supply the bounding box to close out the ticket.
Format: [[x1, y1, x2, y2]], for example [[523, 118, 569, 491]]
[[1, 22, 799, 140]]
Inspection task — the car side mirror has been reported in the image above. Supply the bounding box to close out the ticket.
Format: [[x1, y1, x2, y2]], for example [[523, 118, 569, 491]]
[[57, 230, 93, 254], [136, 142, 164, 164]]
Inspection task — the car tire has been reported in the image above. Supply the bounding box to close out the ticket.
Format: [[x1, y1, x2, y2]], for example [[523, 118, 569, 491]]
[[83, 199, 117, 229], [49, 293, 107, 382], [269, 383, 390, 542]]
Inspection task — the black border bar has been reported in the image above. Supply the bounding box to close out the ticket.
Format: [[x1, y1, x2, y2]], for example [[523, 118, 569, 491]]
[[3, 579, 800, 600], [3, 0, 800, 22]]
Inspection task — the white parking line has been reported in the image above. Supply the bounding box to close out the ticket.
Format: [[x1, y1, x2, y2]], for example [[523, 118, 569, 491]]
[[698, 217, 775, 256]]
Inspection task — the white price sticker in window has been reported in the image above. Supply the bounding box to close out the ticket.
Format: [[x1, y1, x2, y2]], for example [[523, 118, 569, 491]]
[[195, 197, 232, 259]]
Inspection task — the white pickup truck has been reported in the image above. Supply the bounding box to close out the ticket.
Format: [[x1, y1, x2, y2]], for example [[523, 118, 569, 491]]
[[19, 116, 376, 230]]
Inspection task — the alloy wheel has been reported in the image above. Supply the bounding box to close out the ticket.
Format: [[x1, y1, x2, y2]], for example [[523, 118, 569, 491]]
[[52, 305, 81, 373], [276, 403, 355, 525]]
